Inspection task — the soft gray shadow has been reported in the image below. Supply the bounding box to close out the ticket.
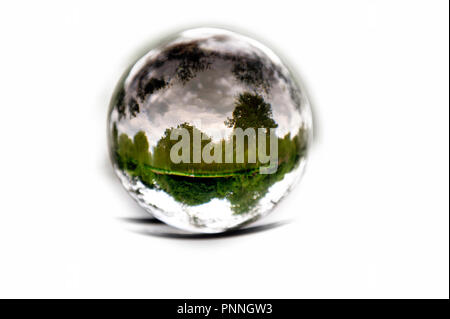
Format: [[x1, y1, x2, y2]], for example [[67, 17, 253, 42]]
[[122, 217, 290, 240], [121, 217, 163, 224]]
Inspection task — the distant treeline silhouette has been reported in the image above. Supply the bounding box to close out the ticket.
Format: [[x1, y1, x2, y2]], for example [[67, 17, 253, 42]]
[[110, 92, 308, 214]]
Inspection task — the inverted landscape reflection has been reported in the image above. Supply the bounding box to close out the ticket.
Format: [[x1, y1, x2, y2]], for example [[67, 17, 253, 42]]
[[108, 28, 312, 233]]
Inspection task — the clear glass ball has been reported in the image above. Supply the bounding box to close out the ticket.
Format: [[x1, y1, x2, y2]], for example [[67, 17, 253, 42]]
[[108, 28, 313, 233]]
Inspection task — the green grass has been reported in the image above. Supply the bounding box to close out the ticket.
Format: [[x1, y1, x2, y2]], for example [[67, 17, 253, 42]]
[[141, 163, 260, 178]]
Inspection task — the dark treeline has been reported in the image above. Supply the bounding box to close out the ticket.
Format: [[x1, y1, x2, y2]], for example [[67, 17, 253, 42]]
[[111, 92, 308, 214]]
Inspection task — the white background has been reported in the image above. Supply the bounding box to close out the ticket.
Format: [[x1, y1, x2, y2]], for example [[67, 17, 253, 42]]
[[0, 0, 448, 298]]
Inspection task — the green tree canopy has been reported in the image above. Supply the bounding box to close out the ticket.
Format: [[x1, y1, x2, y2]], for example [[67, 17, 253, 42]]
[[225, 92, 278, 130]]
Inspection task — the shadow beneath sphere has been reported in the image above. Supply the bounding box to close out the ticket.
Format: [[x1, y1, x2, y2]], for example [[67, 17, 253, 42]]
[[121, 217, 290, 240]]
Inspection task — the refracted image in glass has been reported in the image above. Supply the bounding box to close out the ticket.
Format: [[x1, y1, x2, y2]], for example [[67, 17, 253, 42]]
[[108, 28, 313, 233]]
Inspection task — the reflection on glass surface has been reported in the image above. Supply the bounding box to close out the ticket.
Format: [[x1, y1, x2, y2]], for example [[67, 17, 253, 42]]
[[108, 28, 313, 233]]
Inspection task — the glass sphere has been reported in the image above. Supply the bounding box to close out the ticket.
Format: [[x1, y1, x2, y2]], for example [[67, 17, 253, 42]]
[[108, 28, 313, 233]]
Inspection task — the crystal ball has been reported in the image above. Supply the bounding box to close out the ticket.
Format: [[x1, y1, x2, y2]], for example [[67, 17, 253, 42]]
[[108, 28, 313, 233]]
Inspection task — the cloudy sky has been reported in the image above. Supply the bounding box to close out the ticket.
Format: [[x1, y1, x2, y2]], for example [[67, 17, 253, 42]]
[[112, 29, 306, 150]]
